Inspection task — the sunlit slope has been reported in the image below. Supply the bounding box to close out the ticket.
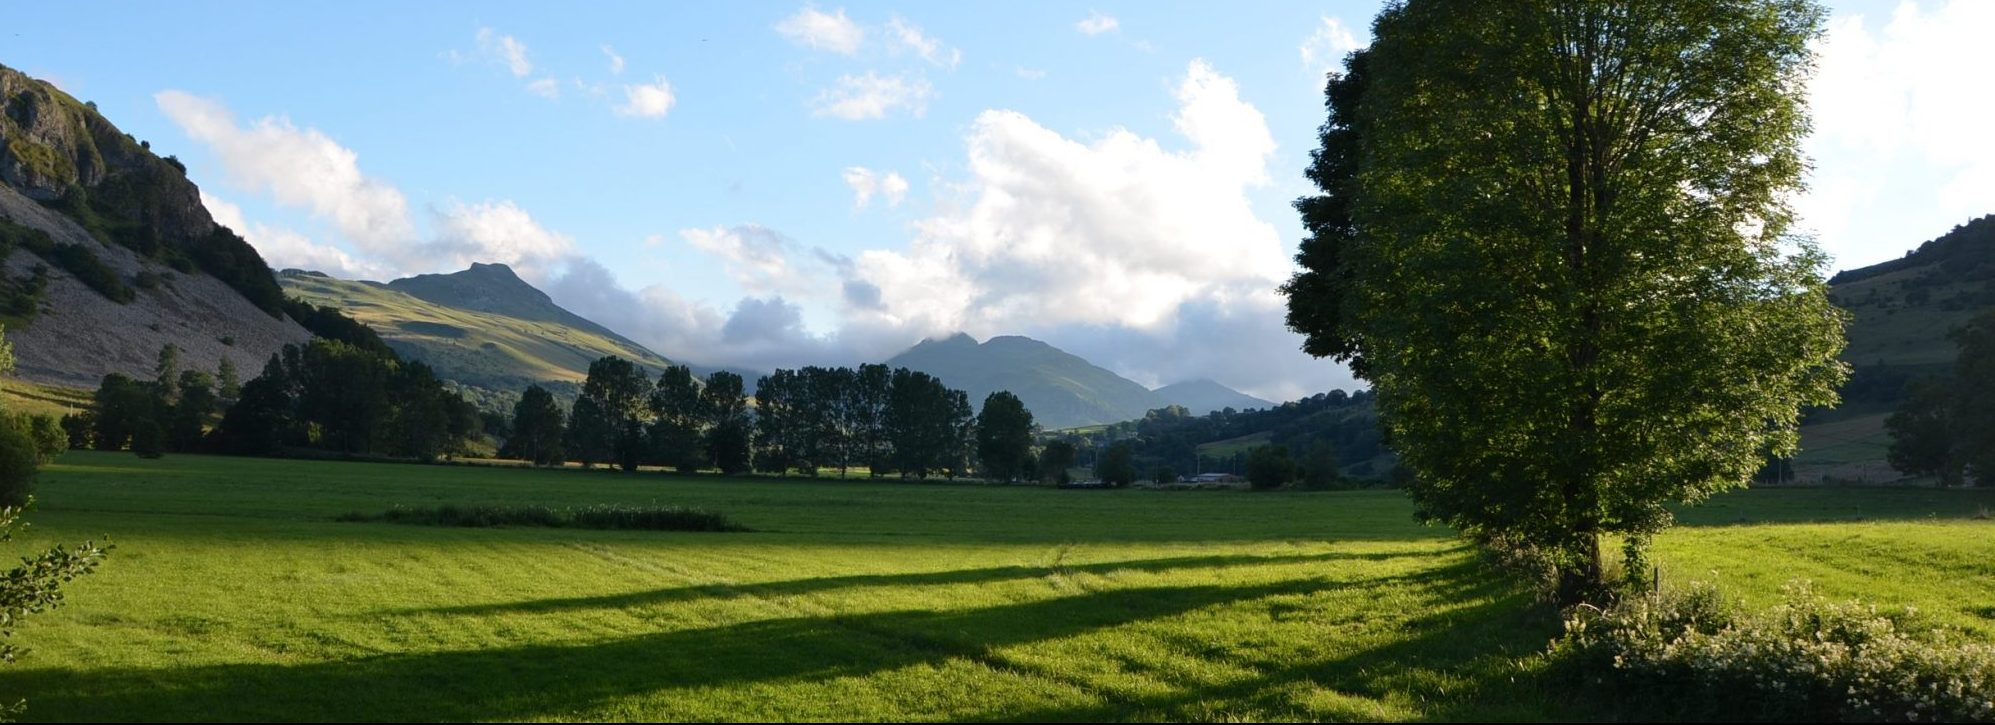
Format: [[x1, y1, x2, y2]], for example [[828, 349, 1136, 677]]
[[280, 270, 674, 403]]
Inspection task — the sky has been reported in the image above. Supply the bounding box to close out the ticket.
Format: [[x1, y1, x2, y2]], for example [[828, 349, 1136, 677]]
[[3, 1, 1990, 402]]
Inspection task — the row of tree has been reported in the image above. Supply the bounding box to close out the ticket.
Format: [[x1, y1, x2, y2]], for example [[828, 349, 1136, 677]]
[[62, 344, 240, 456], [71, 340, 481, 461], [501, 357, 1045, 481]]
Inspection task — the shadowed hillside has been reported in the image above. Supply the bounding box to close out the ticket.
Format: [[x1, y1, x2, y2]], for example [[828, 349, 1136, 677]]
[[886, 333, 1169, 429]]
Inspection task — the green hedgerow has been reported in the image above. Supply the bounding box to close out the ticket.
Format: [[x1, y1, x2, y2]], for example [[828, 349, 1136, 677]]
[[1553, 580, 1995, 722]]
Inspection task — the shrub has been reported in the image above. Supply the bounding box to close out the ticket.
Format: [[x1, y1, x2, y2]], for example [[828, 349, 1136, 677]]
[[0, 416, 39, 507], [1246, 444, 1296, 490], [14, 413, 66, 463], [1552, 581, 1995, 722]]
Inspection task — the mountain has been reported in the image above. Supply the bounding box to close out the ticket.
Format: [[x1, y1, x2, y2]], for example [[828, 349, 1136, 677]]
[[281, 265, 704, 408], [1790, 214, 1995, 481], [0, 63, 310, 389], [885, 333, 1168, 429], [1152, 379, 1273, 415]]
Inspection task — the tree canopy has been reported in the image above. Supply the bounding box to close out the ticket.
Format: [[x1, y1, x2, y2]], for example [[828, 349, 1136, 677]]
[[1284, 0, 1847, 601]]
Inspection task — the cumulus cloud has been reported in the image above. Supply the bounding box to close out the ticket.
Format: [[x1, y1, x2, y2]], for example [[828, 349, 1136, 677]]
[[161, 92, 577, 281], [681, 224, 853, 301], [886, 15, 960, 69], [202, 192, 390, 280], [1802, 0, 1995, 268], [157, 90, 416, 253], [853, 59, 1284, 333], [775, 6, 865, 55], [616, 77, 677, 119], [476, 27, 533, 77], [1076, 11, 1119, 36], [842, 167, 909, 209], [809, 72, 934, 120], [429, 200, 578, 281], [1300, 16, 1362, 78], [526, 77, 561, 99]]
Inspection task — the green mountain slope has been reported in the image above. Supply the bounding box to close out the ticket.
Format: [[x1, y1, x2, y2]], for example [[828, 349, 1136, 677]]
[[280, 267, 675, 407], [1794, 214, 1995, 482], [885, 333, 1168, 429]]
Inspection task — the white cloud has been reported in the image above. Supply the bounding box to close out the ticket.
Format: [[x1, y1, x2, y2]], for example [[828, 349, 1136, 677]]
[[1016, 66, 1047, 81], [681, 224, 852, 300], [1300, 16, 1362, 77], [525, 77, 561, 99], [886, 15, 960, 69], [809, 72, 934, 120], [775, 6, 865, 55], [602, 44, 626, 75], [476, 27, 533, 77], [161, 92, 577, 281], [429, 200, 578, 282], [616, 77, 677, 119], [850, 59, 1291, 346], [156, 90, 417, 254], [842, 167, 909, 209], [202, 192, 389, 280], [1803, 0, 1995, 269], [1076, 11, 1118, 36]]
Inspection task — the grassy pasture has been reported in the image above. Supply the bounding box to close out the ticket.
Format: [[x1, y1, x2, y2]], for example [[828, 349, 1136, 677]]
[[3, 452, 1991, 721]]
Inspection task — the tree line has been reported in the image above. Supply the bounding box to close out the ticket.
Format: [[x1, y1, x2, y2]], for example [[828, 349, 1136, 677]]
[[68, 338, 480, 461], [502, 358, 1041, 481]]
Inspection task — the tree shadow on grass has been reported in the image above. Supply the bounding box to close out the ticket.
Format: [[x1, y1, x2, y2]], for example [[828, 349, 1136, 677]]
[[986, 565, 1578, 722], [387, 548, 1439, 619], [7, 557, 1583, 722]]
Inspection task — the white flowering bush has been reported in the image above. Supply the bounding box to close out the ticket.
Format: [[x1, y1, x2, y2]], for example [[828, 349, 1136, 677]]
[[1553, 581, 1995, 722]]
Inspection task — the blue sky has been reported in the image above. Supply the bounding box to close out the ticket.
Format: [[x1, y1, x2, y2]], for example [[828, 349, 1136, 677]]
[[4, 1, 1989, 401]]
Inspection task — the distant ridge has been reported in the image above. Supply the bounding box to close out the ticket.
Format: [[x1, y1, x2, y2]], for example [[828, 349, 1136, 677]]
[[1153, 378, 1273, 415], [281, 265, 679, 408], [885, 333, 1169, 429]]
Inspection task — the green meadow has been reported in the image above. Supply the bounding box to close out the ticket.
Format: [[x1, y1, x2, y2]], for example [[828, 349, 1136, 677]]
[[4, 452, 1992, 722]]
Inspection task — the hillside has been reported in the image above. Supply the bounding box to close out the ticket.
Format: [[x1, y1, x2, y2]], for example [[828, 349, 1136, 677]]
[[1792, 214, 1995, 481], [280, 266, 677, 407], [885, 333, 1168, 429], [1152, 378, 1272, 415], [0, 63, 309, 388]]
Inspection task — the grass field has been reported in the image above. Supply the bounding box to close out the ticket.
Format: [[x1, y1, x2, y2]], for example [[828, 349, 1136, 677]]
[[3, 452, 1992, 721]]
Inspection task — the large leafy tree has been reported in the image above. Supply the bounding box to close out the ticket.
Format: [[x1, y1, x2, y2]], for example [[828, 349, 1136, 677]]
[[1284, 0, 1847, 601], [647, 365, 706, 473], [701, 371, 752, 475], [507, 384, 566, 467], [974, 391, 1035, 482], [568, 356, 650, 471]]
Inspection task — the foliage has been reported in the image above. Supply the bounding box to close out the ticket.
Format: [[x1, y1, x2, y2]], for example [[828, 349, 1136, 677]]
[[884, 368, 974, 479], [702, 371, 752, 475], [503, 385, 566, 466], [564, 356, 648, 470], [975, 391, 1035, 482], [1038, 439, 1076, 484], [646, 365, 705, 473], [0, 499, 111, 717], [1094, 442, 1137, 487], [208, 340, 475, 459], [1554, 581, 1995, 722], [1887, 311, 1995, 485], [279, 298, 395, 359], [337, 503, 746, 532], [1285, 0, 1848, 601], [1245, 445, 1296, 490]]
